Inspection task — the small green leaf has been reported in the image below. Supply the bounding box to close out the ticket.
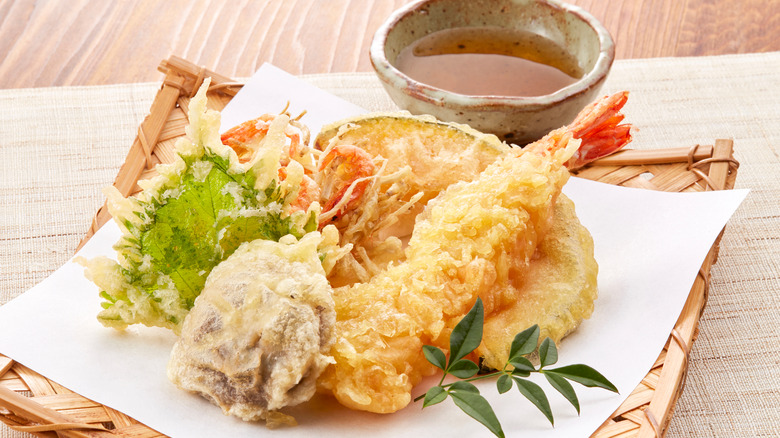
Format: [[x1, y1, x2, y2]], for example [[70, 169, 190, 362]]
[[509, 356, 535, 375], [99, 291, 117, 304], [423, 345, 447, 370], [448, 298, 484, 365], [545, 372, 580, 414], [511, 368, 531, 378], [450, 381, 480, 394], [423, 386, 448, 407], [497, 374, 512, 394], [546, 364, 619, 393], [513, 377, 554, 426], [509, 324, 540, 359], [449, 359, 480, 379], [450, 390, 505, 438], [303, 210, 318, 233], [539, 337, 558, 368]]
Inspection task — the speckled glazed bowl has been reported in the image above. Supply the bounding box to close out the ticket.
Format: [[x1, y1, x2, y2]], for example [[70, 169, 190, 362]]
[[370, 0, 615, 144]]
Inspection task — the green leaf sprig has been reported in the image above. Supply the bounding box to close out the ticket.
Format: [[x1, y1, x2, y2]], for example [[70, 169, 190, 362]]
[[416, 298, 618, 438]]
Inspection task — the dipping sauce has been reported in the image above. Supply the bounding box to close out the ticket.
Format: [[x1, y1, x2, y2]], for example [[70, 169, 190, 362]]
[[395, 27, 583, 97]]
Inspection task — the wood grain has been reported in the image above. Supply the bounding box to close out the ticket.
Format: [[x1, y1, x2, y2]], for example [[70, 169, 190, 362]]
[[0, 0, 778, 89]]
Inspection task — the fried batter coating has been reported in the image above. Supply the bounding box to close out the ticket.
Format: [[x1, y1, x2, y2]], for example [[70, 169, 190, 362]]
[[318, 132, 579, 414], [477, 193, 598, 370], [168, 233, 335, 426], [314, 113, 507, 206]]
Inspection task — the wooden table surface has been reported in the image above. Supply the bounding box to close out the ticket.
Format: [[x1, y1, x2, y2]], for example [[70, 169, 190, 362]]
[[0, 0, 778, 89]]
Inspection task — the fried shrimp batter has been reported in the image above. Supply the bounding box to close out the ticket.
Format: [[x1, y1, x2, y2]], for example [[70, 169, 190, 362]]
[[319, 93, 631, 414]]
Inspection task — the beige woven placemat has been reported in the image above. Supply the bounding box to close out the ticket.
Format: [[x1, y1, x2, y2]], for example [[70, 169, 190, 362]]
[[1, 51, 779, 437]]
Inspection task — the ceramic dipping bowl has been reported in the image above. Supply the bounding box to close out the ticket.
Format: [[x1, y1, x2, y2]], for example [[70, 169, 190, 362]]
[[370, 0, 615, 144]]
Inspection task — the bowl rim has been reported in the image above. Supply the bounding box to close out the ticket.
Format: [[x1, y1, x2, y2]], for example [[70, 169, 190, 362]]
[[369, 0, 615, 109]]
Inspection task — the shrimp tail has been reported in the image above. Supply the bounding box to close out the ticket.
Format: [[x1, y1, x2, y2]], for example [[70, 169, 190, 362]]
[[565, 91, 633, 169]]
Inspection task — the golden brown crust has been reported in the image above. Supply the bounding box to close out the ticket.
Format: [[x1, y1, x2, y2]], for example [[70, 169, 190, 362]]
[[477, 194, 598, 370]]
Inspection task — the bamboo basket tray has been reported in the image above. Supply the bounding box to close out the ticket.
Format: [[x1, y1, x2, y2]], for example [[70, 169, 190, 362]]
[[0, 56, 739, 438]]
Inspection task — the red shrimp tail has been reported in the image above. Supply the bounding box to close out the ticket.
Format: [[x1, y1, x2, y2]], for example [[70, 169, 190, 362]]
[[566, 91, 633, 169], [567, 124, 633, 169]]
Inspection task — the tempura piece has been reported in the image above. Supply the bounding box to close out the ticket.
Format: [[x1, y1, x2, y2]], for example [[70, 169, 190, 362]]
[[476, 194, 598, 370], [168, 233, 335, 426]]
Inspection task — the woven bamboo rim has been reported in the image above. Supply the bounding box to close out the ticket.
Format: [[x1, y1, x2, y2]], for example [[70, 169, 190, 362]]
[[0, 56, 739, 438]]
